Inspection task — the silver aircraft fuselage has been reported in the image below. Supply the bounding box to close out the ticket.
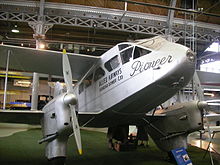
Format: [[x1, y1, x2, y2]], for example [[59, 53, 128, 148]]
[[75, 36, 196, 127]]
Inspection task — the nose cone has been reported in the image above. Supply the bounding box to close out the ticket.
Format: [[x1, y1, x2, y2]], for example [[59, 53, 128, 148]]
[[175, 48, 196, 86], [186, 49, 196, 63], [63, 93, 77, 105], [166, 48, 196, 89], [198, 101, 208, 111]]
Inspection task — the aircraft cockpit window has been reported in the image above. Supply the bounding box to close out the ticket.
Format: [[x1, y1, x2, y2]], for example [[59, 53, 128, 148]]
[[104, 55, 120, 72], [120, 47, 133, 64], [84, 74, 93, 88], [79, 83, 84, 94], [94, 67, 105, 81], [118, 44, 131, 51], [133, 46, 151, 59]]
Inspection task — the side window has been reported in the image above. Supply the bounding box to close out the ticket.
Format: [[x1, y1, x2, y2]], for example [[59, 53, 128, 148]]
[[120, 47, 133, 64], [104, 55, 120, 72], [94, 67, 105, 81], [118, 44, 131, 51], [79, 83, 84, 94], [134, 46, 151, 59], [84, 73, 93, 88]]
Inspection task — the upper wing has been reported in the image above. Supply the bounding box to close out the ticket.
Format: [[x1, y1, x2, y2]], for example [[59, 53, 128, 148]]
[[0, 45, 100, 80]]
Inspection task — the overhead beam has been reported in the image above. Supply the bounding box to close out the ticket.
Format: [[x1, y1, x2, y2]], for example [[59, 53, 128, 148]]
[[0, 0, 219, 44], [166, 0, 177, 41], [117, 0, 220, 18]]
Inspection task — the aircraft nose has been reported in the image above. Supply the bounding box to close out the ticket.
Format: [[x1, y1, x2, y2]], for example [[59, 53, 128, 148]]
[[186, 49, 196, 63]]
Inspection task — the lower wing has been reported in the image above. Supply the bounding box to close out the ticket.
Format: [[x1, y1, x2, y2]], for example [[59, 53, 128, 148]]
[[0, 110, 44, 125]]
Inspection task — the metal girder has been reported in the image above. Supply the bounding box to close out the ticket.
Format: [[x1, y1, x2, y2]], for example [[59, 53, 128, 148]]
[[166, 0, 177, 41], [0, 0, 220, 43]]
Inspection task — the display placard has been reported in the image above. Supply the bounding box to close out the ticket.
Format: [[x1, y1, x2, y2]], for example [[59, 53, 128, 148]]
[[171, 147, 193, 165]]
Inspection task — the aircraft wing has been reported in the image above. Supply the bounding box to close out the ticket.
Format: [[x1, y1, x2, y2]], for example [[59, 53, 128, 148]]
[[204, 126, 220, 132], [204, 113, 220, 122], [0, 110, 44, 125], [0, 45, 100, 80]]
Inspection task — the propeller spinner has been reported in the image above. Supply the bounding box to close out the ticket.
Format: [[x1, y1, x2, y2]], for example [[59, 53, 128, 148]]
[[62, 49, 82, 155]]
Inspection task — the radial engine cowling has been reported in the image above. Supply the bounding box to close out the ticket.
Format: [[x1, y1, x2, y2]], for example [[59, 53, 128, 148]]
[[146, 101, 204, 152], [41, 93, 73, 160]]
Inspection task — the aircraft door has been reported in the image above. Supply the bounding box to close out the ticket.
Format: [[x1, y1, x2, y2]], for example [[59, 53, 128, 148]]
[[77, 72, 96, 112], [93, 67, 106, 111]]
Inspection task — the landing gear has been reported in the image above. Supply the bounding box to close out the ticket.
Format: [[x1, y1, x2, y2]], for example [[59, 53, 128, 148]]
[[107, 125, 129, 151], [136, 125, 149, 147], [107, 125, 148, 151]]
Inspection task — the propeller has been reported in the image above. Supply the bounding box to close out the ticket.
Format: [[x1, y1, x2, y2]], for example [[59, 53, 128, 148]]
[[62, 49, 82, 155], [193, 72, 214, 165]]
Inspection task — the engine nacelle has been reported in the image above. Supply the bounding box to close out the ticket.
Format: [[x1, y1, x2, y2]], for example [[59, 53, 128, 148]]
[[146, 101, 203, 152], [41, 93, 72, 160]]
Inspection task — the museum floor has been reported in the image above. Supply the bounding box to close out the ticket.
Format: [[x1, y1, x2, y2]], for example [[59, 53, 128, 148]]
[[0, 124, 219, 165], [188, 131, 220, 155]]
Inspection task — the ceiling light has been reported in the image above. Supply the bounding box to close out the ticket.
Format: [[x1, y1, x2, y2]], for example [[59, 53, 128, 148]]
[[204, 93, 215, 97], [11, 25, 19, 33], [39, 43, 46, 49], [11, 29, 19, 33]]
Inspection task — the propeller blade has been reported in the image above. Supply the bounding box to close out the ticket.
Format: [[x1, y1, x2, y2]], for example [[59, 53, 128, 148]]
[[70, 104, 82, 155], [62, 49, 82, 155], [193, 72, 204, 101], [62, 49, 73, 93]]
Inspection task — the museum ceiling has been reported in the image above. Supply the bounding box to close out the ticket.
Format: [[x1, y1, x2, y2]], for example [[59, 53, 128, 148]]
[[0, 0, 219, 56]]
